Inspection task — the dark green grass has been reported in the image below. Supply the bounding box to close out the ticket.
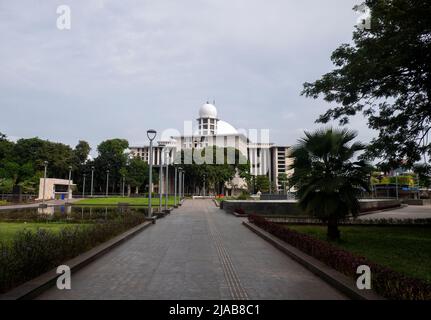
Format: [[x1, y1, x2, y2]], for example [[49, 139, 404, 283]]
[[0, 222, 88, 244], [75, 196, 177, 206], [286, 225, 431, 283]]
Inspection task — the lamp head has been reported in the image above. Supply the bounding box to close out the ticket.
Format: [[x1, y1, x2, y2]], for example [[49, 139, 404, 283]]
[[147, 129, 157, 141]]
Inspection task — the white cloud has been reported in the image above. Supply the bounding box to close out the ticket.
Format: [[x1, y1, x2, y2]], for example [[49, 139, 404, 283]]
[[0, 0, 373, 149]]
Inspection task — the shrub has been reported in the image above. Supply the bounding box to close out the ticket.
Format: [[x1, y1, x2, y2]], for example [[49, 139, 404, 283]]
[[236, 191, 250, 200], [0, 213, 146, 293], [248, 214, 431, 300]]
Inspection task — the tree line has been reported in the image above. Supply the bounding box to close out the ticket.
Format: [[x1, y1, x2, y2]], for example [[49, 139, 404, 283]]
[[0, 133, 151, 195]]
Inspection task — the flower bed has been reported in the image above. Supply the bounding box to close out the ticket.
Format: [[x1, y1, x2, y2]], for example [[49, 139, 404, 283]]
[[248, 214, 431, 300]]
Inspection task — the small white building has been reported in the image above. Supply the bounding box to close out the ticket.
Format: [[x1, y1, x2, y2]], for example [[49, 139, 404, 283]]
[[37, 178, 75, 201]]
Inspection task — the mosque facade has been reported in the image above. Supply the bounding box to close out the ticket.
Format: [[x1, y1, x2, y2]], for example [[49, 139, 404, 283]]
[[130, 103, 293, 195]]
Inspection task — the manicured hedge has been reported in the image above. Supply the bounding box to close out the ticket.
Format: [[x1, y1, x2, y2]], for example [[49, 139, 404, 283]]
[[266, 216, 431, 226], [0, 214, 146, 294], [248, 214, 431, 300]]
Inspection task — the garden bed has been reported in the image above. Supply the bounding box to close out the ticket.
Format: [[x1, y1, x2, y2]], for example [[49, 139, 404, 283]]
[[0, 213, 146, 294], [248, 215, 431, 300]]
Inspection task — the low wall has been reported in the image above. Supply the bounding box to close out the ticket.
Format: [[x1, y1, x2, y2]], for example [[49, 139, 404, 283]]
[[221, 199, 401, 216], [403, 199, 431, 206]]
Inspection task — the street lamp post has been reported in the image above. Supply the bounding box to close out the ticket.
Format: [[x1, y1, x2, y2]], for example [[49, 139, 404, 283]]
[[395, 173, 399, 200], [106, 169, 110, 197], [82, 174, 86, 198], [165, 148, 169, 212], [203, 174, 206, 197], [147, 129, 157, 218], [178, 167, 183, 204], [182, 170, 185, 199], [42, 161, 48, 206], [174, 166, 178, 207], [122, 175, 125, 197], [67, 165, 72, 201], [158, 144, 165, 213], [91, 166, 95, 197]]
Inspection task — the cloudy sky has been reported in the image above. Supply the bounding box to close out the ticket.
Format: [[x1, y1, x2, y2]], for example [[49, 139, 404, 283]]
[[0, 0, 373, 154]]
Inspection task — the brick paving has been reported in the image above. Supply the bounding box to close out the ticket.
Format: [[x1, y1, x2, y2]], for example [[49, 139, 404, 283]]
[[37, 199, 346, 300]]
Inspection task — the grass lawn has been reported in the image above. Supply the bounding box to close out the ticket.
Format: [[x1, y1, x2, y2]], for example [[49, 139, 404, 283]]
[[0, 200, 8, 206], [286, 225, 431, 284], [75, 196, 178, 206], [0, 222, 87, 244]]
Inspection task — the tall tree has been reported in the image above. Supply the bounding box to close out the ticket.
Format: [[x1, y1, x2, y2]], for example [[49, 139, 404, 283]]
[[254, 175, 270, 193], [73, 141, 91, 166], [94, 139, 129, 194], [124, 157, 149, 194], [177, 146, 249, 195], [289, 128, 371, 240], [302, 0, 431, 169]]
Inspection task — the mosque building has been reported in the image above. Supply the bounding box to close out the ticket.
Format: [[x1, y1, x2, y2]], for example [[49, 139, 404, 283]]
[[130, 102, 292, 195]]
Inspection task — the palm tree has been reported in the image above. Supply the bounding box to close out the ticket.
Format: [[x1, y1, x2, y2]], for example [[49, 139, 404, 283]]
[[289, 128, 371, 240]]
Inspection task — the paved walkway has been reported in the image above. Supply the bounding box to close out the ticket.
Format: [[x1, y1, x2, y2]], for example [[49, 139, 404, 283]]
[[37, 200, 346, 300], [359, 205, 431, 220]]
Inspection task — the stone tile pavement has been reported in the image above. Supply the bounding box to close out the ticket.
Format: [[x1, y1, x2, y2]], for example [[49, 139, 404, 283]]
[[37, 199, 346, 300], [359, 205, 431, 220]]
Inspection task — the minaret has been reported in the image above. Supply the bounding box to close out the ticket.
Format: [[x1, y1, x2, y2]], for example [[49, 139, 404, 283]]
[[197, 102, 218, 135]]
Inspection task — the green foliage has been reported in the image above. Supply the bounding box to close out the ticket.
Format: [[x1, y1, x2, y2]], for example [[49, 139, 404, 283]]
[[176, 146, 249, 194], [288, 224, 431, 285], [0, 214, 146, 293], [0, 179, 14, 193], [289, 128, 371, 240], [124, 157, 149, 190], [250, 215, 431, 300], [237, 191, 250, 200], [254, 175, 270, 193], [73, 140, 91, 165], [302, 0, 431, 168]]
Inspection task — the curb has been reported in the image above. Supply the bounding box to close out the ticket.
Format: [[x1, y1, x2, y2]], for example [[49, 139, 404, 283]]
[[231, 211, 248, 218], [242, 221, 384, 301], [357, 204, 407, 217], [0, 221, 154, 300]]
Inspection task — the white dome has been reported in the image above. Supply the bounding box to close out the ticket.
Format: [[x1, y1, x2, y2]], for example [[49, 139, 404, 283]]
[[217, 120, 238, 135], [199, 103, 217, 119]]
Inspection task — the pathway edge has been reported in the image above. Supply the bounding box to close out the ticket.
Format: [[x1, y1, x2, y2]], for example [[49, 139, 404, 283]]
[[242, 221, 385, 300]]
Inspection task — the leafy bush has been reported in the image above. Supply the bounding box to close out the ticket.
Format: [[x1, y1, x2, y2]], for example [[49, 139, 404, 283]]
[[236, 191, 250, 200], [248, 215, 431, 300], [0, 213, 146, 293]]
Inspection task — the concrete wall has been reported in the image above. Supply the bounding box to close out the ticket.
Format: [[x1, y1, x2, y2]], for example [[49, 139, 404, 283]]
[[403, 199, 431, 206], [221, 200, 304, 216], [221, 199, 401, 216]]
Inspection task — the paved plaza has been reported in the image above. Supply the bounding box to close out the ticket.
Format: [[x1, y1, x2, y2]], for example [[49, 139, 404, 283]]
[[359, 205, 431, 220], [37, 199, 346, 300]]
